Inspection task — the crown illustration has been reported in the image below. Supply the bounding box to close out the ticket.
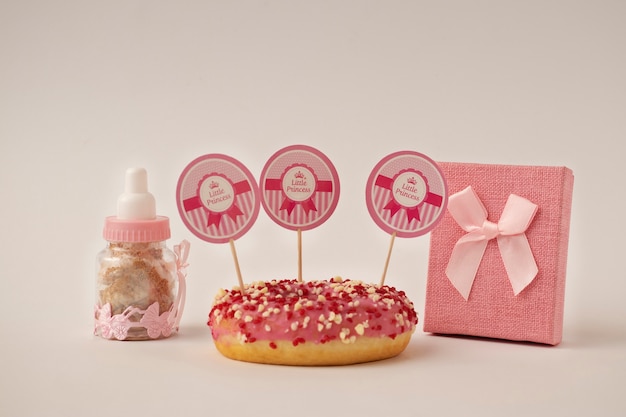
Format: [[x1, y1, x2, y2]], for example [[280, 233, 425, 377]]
[[294, 171, 305, 179], [407, 176, 417, 185], [209, 180, 220, 189]]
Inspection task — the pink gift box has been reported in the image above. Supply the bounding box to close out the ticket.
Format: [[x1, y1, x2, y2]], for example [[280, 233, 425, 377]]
[[423, 162, 574, 345]]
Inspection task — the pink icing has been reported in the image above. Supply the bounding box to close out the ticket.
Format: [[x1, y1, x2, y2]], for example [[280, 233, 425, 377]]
[[208, 277, 417, 347]]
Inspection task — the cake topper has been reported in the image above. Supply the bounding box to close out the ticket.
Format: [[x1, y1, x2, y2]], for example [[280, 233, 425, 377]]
[[260, 145, 340, 281], [176, 154, 260, 289], [365, 151, 448, 285]]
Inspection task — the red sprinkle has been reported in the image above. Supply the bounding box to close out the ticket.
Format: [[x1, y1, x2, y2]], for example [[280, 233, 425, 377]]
[[292, 337, 306, 346]]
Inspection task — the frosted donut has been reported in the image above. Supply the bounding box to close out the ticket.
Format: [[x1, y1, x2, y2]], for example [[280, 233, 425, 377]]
[[207, 276, 417, 366]]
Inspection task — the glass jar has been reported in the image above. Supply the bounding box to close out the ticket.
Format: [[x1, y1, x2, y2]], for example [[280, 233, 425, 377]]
[[95, 240, 178, 341]]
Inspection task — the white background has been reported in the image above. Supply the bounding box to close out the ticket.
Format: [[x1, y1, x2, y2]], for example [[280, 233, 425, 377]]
[[1, 1, 625, 416]]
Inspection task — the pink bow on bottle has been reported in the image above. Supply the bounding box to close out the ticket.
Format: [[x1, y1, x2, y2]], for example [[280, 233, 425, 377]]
[[445, 186, 538, 300]]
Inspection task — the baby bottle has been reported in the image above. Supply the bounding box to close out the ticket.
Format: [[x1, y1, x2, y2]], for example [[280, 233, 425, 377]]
[[94, 168, 189, 340]]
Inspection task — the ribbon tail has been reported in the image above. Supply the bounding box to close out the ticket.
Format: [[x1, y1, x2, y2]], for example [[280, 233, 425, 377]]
[[497, 234, 538, 295], [171, 240, 190, 330], [383, 200, 402, 217], [227, 204, 244, 220], [302, 198, 317, 214], [206, 212, 221, 228], [406, 206, 420, 223], [445, 239, 489, 300], [280, 199, 296, 215], [173, 270, 187, 330]]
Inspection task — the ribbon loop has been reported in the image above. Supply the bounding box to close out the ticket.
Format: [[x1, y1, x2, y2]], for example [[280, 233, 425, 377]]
[[498, 194, 538, 235], [447, 186, 488, 232], [445, 186, 538, 300]]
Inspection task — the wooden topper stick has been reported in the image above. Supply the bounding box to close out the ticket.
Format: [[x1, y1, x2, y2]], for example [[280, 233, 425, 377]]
[[380, 231, 396, 286], [297, 228, 303, 282], [229, 238, 245, 291]]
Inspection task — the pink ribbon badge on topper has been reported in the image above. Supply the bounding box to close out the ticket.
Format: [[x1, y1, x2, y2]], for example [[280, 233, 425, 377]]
[[445, 186, 539, 300], [176, 154, 260, 244], [366, 151, 448, 239], [260, 145, 340, 232]]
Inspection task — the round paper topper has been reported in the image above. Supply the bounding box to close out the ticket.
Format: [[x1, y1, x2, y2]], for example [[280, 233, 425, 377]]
[[176, 154, 260, 244], [366, 151, 448, 238], [260, 145, 340, 231]]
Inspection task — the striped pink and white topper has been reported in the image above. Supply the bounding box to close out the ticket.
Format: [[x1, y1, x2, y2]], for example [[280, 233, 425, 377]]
[[366, 151, 448, 238], [260, 145, 340, 231], [176, 154, 260, 244]]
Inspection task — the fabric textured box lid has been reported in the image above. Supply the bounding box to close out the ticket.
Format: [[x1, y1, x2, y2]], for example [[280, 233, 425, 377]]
[[423, 162, 574, 345]]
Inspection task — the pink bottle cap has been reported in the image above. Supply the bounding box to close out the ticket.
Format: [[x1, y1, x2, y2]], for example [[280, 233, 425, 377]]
[[103, 216, 171, 242], [103, 168, 171, 242]]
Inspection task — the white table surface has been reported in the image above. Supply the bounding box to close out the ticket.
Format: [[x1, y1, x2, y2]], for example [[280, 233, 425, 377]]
[[1, 1, 625, 416]]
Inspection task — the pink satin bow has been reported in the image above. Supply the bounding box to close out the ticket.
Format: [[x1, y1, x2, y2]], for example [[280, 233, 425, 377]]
[[445, 186, 538, 300]]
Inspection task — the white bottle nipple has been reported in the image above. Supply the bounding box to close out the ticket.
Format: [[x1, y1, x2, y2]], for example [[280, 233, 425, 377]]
[[117, 167, 157, 220]]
